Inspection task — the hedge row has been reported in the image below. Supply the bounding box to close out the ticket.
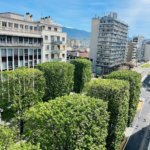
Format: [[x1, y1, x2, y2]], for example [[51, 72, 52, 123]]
[[70, 59, 92, 93], [106, 70, 141, 126], [36, 61, 75, 101], [23, 94, 109, 150], [84, 79, 129, 150]]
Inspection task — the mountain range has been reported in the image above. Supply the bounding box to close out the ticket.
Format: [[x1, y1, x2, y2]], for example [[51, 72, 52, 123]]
[[62, 27, 133, 40]]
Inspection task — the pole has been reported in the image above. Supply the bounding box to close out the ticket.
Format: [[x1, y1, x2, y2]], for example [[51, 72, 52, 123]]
[[102, 66, 104, 79]]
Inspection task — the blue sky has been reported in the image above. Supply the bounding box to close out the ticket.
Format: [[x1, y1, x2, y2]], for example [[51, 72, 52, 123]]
[[0, 0, 150, 38]]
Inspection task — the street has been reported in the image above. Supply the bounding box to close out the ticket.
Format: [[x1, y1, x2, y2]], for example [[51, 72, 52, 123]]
[[124, 67, 150, 150]]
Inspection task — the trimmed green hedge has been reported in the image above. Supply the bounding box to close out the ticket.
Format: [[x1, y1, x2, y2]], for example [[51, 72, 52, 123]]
[[70, 59, 92, 93], [23, 94, 109, 150], [84, 79, 130, 150], [106, 70, 141, 126], [36, 61, 74, 101]]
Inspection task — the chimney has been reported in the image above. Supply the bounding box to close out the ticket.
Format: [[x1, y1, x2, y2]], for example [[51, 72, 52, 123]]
[[26, 13, 30, 21], [95, 14, 97, 18], [45, 17, 48, 23], [47, 16, 51, 24], [55, 21, 57, 25], [30, 15, 33, 22]]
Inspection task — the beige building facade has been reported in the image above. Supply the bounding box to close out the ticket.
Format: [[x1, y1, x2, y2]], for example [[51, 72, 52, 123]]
[[0, 12, 66, 71], [126, 42, 137, 64]]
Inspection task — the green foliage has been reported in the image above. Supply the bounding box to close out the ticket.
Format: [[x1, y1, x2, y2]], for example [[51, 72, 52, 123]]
[[79, 57, 86, 59], [0, 68, 45, 133], [36, 61, 74, 101], [106, 70, 141, 126], [84, 79, 130, 150], [140, 64, 150, 68], [23, 94, 109, 150], [70, 59, 92, 93], [7, 142, 41, 150], [0, 124, 19, 150]]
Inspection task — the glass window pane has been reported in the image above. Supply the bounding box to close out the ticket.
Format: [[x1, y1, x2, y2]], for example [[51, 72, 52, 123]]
[[34, 49, 37, 55], [14, 24, 18, 28], [8, 49, 12, 56], [1, 49, 6, 57], [20, 60, 23, 66], [29, 49, 33, 55], [2, 62, 6, 69]]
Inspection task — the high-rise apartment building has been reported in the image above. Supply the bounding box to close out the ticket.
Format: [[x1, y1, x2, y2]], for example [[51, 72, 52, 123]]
[[132, 35, 146, 61], [0, 12, 66, 71], [126, 42, 137, 64], [90, 12, 129, 74]]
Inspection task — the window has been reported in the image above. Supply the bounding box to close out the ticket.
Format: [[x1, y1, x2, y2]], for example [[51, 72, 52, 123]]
[[19, 49, 23, 56], [62, 37, 65, 41], [45, 54, 48, 59], [1, 49, 6, 57], [42, 26, 45, 29], [2, 22, 7, 27], [8, 23, 13, 28], [25, 25, 28, 30], [8, 49, 12, 56], [34, 38, 37, 43], [34, 49, 37, 55], [48, 27, 51, 30], [57, 36, 60, 41], [20, 60, 23, 66], [14, 49, 18, 56], [30, 26, 33, 30], [38, 49, 41, 55], [62, 54, 65, 58], [51, 36, 54, 41], [20, 25, 23, 29], [14, 24, 18, 28], [24, 49, 28, 55], [51, 54, 54, 58], [62, 46, 65, 50], [29, 38, 33, 44], [54, 28, 57, 31], [46, 45, 49, 50], [34, 60, 37, 65], [24, 37, 28, 43], [51, 45, 55, 50], [2, 62, 6, 70], [29, 49, 33, 55], [45, 36, 48, 40], [8, 61, 12, 68], [34, 27, 37, 31]]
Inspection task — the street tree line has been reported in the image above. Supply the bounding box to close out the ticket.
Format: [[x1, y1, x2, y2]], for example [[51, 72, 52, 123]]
[[0, 59, 141, 150]]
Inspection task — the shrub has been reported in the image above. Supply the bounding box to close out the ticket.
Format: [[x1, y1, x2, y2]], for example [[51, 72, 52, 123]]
[[0, 68, 45, 134], [23, 94, 109, 150], [106, 70, 141, 126], [84, 79, 130, 150], [70, 59, 92, 93], [36, 61, 74, 101]]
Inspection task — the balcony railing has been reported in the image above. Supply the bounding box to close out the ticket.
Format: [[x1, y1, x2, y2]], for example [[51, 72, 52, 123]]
[[51, 58, 62, 61], [0, 41, 42, 47], [51, 50, 62, 53], [0, 26, 41, 34], [51, 40, 62, 44]]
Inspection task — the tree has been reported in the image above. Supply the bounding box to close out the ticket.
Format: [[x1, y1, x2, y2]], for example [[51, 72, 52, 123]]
[[70, 59, 92, 93], [0, 68, 45, 134], [106, 70, 141, 126], [23, 94, 109, 150], [84, 79, 129, 150], [0, 124, 19, 150], [0, 124, 41, 150], [36, 61, 74, 101], [126, 62, 135, 70]]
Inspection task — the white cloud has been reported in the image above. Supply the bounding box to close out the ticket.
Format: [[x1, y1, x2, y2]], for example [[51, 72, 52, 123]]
[[63, 26, 73, 29]]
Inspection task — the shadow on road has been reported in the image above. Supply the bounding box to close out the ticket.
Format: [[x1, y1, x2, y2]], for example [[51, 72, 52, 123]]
[[125, 125, 150, 150]]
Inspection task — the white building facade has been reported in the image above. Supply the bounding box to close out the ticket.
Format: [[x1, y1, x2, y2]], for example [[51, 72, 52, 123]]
[[0, 12, 67, 71], [132, 35, 146, 61], [90, 12, 129, 74]]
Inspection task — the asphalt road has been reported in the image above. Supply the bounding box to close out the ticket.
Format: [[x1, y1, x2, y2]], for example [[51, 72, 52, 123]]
[[124, 68, 150, 150]]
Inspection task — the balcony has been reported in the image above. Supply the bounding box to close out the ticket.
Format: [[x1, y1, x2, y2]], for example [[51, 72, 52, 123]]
[[51, 40, 62, 44], [51, 50, 62, 53], [0, 41, 42, 47], [51, 58, 62, 61]]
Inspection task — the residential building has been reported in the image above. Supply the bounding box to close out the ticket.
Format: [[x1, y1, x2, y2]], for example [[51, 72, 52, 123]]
[[0, 12, 66, 71], [90, 12, 129, 75], [144, 43, 150, 60], [132, 35, 146, 61], [66, 50, 92, 63], [126, 42, 137, 64], [67, 39, 80, 47]]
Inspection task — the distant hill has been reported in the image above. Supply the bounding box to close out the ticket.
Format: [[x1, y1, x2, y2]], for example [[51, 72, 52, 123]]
[[62, 27, 90, 39], [62, 27, 133, 41]]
